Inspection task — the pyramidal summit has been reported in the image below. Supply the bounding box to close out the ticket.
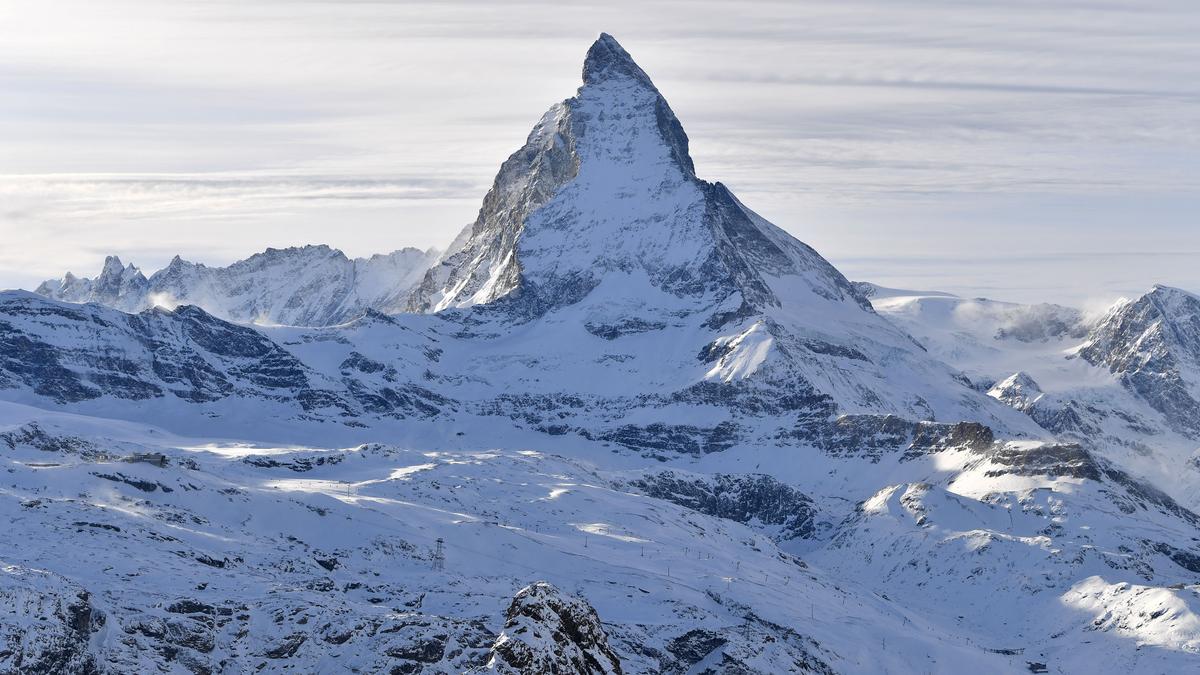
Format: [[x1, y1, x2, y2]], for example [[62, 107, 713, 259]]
[[4, 33, 1200, 675]]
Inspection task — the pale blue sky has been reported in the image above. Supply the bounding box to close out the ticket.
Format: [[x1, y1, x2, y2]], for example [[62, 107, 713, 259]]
[[1, 0, 1197, 306]]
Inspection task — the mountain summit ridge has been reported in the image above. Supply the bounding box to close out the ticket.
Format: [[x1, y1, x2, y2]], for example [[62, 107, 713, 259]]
[[36, 244, 438, 326], [408, 34, 867, 320], [3, 33, 1200, 674], [27, 34, 1029, 432], [396, 33, 1033, 435], [583, 32, 654, 87]]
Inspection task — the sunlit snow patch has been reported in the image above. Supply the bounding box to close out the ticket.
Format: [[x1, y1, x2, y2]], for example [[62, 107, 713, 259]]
[[572, 522, 649, 543], [704, 321, 774, 382], [1062, 576, 1200, 654]]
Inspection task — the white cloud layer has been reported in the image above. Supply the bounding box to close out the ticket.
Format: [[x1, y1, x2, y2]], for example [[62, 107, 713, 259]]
[[1, 0, 1197, 305]]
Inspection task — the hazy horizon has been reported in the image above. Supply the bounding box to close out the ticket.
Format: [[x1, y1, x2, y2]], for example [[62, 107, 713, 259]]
[[3, 0, 1197, 307]]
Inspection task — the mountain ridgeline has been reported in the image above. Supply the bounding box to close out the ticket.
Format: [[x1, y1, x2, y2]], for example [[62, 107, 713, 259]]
[[37, 245, 438, 327], [4, 34, 1200, 675], [17, 33, 1037, 452], [408, 33, 867, 320]]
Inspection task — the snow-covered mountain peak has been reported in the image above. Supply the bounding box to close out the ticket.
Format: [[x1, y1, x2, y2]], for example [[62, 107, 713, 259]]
[[576, 33, 694, 176], [987, 371, 1044, 411], [7, 32, 1200, 673], [409, 33, 872, 323], [1084, 283, 1200, 369], [34, 254, 149, 312], [408, 32, 706, 314], [94, 256, 148, 304], [99, 254, 129, 278], [1096, 284, 1199, 323], [36, 245, 438, 326], [1145, 283, 1200, 316], [1077, 283, 1200, 437], [574, 34, 693, 173], [582, 33, 653, 88], [398, 34, 1044, 430], [1151, 282, 1197, 295]]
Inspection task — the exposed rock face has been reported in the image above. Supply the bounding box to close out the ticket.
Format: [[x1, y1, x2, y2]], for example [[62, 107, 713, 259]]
[[1079, 285, 1200, 438], [985, 373, 1119, 442], [0, 293, 325, 407], [648, 616, 835, 675], [594, 421, 743, 457], [37, 255, 150, 314], [6, 30, 1200, 675], [784, 414, 995, 462], [663, 629, 728, 671], [407, 101, 579, 314], [0, 292, 452, 421], [4, 34, 1036, 454], [36, 245, 438, 327], [984, 442, 1104, 481], [0, 422, 105, 459], [485, 582, 622, 675], [631, 471, 820, 541], [0, 566, 103, 675], [410, 34, 868, 322]]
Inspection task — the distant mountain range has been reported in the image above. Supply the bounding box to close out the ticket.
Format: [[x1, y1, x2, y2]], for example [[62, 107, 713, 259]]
[[36, 245, 437, 327], [3, 33, 1199, 675]]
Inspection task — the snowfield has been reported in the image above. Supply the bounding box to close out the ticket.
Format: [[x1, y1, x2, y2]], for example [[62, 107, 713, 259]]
[[3, 33, 1200, 674], [3, 400, 1199, 673]]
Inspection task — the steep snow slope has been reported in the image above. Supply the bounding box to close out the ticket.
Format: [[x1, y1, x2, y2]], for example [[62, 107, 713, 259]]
[[3, 401, 1199, 673], [6, 34, 1042, 453], [4, 402, 1198, 673], [36, 245, 438, 327], [404, 34, 1036, 441], [0, 292, 453, 439], [1079, 284, 1200, 438], [3, 32, 1200, 675], [34, 256, 151, 314], [863, 282, 1200, 511]]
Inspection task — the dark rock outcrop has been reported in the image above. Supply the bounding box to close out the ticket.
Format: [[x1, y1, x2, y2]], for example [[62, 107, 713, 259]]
[[788, 414, 994, 462], [0, 568, 103, 675], [485, 582, 622, 675], [632, 472, 820, 540]]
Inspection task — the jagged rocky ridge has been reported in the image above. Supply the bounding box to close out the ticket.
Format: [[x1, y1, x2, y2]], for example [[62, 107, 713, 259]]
[[0, 292, 451, 428], [1078, 284, 1200, 438], [408, 34, 868, 319], [482, 582, 623, 674], [5, 34, 1043, 456], [37, 245, 438, 327], [629, 471, 822, 542], [3, 33, 1200, 674], [874, 282, 1200, 506]]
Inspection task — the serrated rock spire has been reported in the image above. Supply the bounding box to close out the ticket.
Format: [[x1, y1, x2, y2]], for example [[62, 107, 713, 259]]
[[582, 33, 656, 89]]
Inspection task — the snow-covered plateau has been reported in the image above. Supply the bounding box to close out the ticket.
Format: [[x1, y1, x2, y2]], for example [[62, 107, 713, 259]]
[[3, 34, 1199, 674]]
